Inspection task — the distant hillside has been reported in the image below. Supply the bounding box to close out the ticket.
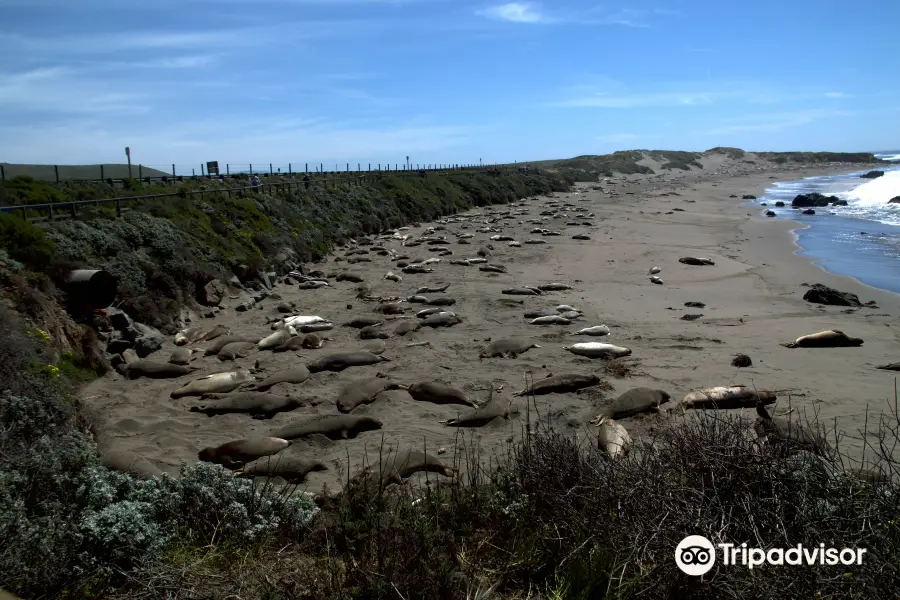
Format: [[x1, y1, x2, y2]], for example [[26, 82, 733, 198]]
[[752, 152, 881, 165], [522, 148, 883, 182], [0, 163, 170, 182]]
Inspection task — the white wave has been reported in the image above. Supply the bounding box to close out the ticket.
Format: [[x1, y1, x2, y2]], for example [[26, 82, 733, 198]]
[[875, 153, 900, 161], [840, 170, 900, 207]]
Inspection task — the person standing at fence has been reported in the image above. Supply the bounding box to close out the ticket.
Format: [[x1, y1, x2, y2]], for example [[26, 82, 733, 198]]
[[251, 174, 260, 191], [303, 172, 311, 190]]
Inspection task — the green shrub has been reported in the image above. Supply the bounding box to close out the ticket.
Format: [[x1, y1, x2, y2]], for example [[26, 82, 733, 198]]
[[0, 212, 57, 269]]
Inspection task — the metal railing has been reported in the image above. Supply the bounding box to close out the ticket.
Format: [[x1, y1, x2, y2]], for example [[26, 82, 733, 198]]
[[0, 164, 524, 223], [0, 160, 510, 184]]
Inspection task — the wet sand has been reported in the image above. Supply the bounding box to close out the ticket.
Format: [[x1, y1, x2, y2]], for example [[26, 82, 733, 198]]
[[79, 154, 900, 494]]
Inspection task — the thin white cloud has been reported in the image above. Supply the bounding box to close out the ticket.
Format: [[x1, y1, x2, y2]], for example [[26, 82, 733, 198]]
[[0, 67, 151, 115], [705, 109, 854, 135], [477, 2, 548, 23], [596, 133, 638, 142], [548, 79, 801, 109], [825, 91, 850, 98], [0, 117, 478, 165]]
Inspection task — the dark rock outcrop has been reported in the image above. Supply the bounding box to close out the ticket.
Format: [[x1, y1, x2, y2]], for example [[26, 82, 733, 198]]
[[765, 210, 776, 217], [889, 196, 900, 204], [860, 170, 884, 179], [802, 283, 861, 307], [742, 194, 757, 200], [200, 279, 227, 306], [802, 209, 816, 215], [792, 193, 839, 208], [775, 201, 785, 207], [831, 199, 848, 206]]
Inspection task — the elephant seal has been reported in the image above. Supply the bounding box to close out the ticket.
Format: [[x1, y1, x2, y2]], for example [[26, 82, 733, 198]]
[[479, 338, 541, 359], [218, 341, 257, 361], [359, 325, 390, 340], [189, 392, 305, 419], [251, 365, 311, 391], [198, 437, 290, 469], [417, 284, 450, 294], [442, 391, 518, 426], [400, 382, 478, 407], [373, 303, 406, 315], [302, 334, 324, 349], [416, 307, 447, 319], [204, 335, 258, 356], [421, 313, 462, 328], [351, 449, 456, 491], [574, 325, 610, 337], [394, 320, 421, 336], [343, 316, 385, 329], [681, 386, 776, 411], [270, 414, 383, 440], [235, 455, 328, 482], [170, 369, 254, 398], [876, 362, 900, 371], [174, 325, 206, 346], [781, 330, 864, 348], [530, 315, 571, 325], [169, 347, 195, 365], [538, 283, 572, 292], [595, 416, 632, 458], [273, 336, 306, 352], [300, 322, 333, 334], [593, 388, 670, 420], [515, 373, 600, 396], [754, 402, 826, 454], [362, 340, 387, 354], [307, 351, 390, 373], [679, 257, 715, 266], [564, 342, 632, 359], [426, 297, 456, 306], [100, 449, 164, 479], [121, 360, 200, 380], [336, 378, 403, 412], [503, 287, 541, 296], [258, 328, 296, 351]]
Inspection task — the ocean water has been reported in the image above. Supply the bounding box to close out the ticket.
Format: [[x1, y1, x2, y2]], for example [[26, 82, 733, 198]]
[[754, 154, 900, 294]]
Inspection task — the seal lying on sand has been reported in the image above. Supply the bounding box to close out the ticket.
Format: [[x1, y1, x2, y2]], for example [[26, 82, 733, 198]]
[[678, 257, 715, 266], [781, 330, 864, 348], [421, 313, 462, 328], [754, 402, 827, 454], [169, 347, 196, 365], [203, 335, 258, 356], [190, 392, 305, 419], [198, 437, 290, 469], [479, 338, 541, 359], [592, 388, 670, 420], [595, 416, 632, 459], [270, 414, 382, 440], [563, 342, 632, 359], [251, 365, 311, 391], [681, 386, 776, 410], [119, 360, 200, 380], [574, 325, 610, 337], [218, 341, 257, 361], [876, 362, 900, 371], [170, 369, 253, 398], [442, 391, 518, 426], [344, 316, 385, 329], [100, 448, 164, 479], [307, 351, 390, 373], [515, 373, 600, 396], [394, 320, 422, 336], [336, 378, 403, 412], [350, 449, 456, 491], [258, 328, 296, 350], [400, 381, 478, 407], [235, 455, 328, 482]]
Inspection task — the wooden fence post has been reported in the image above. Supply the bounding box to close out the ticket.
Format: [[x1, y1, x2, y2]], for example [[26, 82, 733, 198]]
[[0, 164, 4, 180], [172, 164, 176, 177], [100, 165, 105, 180], [289, 163, 292, 176], [139, 165, 143, 179], [270, 163, 273, 175], [250, 164, 253, 175]]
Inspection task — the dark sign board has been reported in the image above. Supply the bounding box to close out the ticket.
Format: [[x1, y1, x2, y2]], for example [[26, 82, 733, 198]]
[[206, 161, 219, 175]]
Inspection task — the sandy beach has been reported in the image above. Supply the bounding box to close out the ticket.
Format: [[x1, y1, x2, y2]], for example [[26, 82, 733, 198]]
[[79, 154, 900, 495]]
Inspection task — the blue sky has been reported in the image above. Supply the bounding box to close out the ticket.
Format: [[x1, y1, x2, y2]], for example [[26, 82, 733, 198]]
[[1, 0, 898, 168]]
